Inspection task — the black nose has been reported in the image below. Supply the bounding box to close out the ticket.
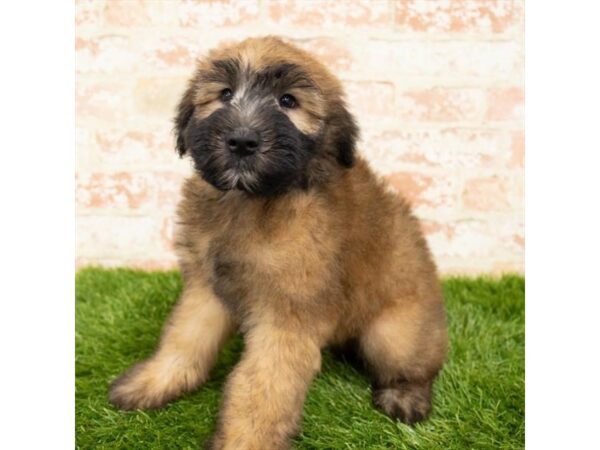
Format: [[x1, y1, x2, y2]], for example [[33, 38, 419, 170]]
[[226, 129, 260, 156]]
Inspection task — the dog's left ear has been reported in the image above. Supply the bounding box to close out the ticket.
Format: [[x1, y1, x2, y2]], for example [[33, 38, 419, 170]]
[[328, 101, 359, 168], [173, 83, 196, 157]]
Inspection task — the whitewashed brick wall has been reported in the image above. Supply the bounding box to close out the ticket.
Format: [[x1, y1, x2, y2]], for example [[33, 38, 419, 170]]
[[76, 0, 524, 274]]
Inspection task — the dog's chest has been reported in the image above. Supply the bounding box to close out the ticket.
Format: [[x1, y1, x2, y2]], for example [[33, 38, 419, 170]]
[[208, 243, 248, 313], [205, 208, 335, 314]]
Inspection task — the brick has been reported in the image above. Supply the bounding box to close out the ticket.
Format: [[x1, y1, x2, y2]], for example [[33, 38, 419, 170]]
[[292, 38, 354, 72], [76, 172, 154, 210], [155, 172, 186, 208], [267, 0, 391, 28], [76, 215, 166, 259], [396, 88, 486, 123], [161, 216, 176, 251], [76, 171, 187, 211], [510, 130, 525, 168], [133, 76, 189, 119], [76, 127, 96, 170], [486, 87, 524, 122], [101, 0, 187, 28], [178, 0, 260, 27], [93, 127, 175, 167], [424, 217, 524, 261], [103, 0, 151, 27], [89, 126, 193, 173], [461, 171, 523, 214], [76, 33, 200, 74], [462, 175, 519, 212], [385, 172, 459, 210], [75, 0, 103, 26], [360, 128, 512, 171], [344, 81, 396, 117], [151, 41, 197, 71], [141, 36, 202, 73], [513, 232, 524, 251], [76, 34, 140, 74], [356, 40, 522, 79], [394, 0, 524, 35], [76, 80, 132, 123]]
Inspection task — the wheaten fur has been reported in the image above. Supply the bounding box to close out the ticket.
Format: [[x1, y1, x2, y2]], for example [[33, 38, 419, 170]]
[[109, 36, 448, 450]]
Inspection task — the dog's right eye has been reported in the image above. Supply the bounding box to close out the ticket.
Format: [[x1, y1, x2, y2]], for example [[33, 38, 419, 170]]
[[220, 88, 233, 102]]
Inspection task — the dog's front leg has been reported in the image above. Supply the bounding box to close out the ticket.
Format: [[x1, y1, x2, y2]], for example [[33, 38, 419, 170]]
[[207, 324, 322, 450], [109, 281, 235, 410]]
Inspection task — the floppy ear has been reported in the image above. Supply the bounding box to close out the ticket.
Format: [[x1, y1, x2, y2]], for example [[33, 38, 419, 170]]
[[173, 83, 196, 156], [328, 101, 359, 168]]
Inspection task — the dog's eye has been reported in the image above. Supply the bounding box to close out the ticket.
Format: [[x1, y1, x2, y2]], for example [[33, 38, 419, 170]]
[[279, 94, 297, 109], [220, 88, 233, 102]]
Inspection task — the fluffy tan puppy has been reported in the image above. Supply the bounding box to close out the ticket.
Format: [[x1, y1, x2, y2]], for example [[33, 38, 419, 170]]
[[109, 36, 448, 450]]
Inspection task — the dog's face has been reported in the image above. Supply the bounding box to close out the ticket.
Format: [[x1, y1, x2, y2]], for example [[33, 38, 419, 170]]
[[174, 37, 358, 196]]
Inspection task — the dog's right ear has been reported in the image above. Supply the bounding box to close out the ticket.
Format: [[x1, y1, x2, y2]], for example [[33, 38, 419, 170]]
[[174, 83, 196, 157]]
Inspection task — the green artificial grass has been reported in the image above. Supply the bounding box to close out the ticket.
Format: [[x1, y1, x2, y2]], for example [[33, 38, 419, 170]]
[[76, 268, 524, 449]]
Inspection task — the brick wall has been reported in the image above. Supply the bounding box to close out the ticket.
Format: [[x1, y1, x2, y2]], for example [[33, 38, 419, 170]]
[[75, 0, 524, 274]]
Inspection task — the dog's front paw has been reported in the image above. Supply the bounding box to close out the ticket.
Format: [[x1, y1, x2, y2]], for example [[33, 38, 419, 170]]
[[109, 360, 178, 410]]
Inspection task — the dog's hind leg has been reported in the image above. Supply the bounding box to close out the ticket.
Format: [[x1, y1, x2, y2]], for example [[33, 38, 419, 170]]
[[358, 294, 447, 425], [109, 281, 235, 410]]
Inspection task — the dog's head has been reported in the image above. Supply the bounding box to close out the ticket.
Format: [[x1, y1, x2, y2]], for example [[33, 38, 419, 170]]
[[174, 36, 358, 196]]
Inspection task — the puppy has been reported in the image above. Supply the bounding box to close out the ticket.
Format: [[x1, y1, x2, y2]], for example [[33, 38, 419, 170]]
[[109, 36, 448, 450]]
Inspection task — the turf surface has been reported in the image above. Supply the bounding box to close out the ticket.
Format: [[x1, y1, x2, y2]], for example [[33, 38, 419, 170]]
[[76, 268, 524, 449]]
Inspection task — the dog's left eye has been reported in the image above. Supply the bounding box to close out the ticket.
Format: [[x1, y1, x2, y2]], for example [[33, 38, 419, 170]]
[[279, 94, 298, 109]]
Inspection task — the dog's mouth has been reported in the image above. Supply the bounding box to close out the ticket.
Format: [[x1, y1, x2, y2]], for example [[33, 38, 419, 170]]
[[232, 153, 257, 169], [191, 131, 304, 196], [235, 178, 247, 191]]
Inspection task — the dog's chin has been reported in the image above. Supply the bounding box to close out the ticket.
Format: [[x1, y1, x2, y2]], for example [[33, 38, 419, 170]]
[[198, 167, 261, 195], [210, 169, 299, 197], [232, 171, 260, 194]]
